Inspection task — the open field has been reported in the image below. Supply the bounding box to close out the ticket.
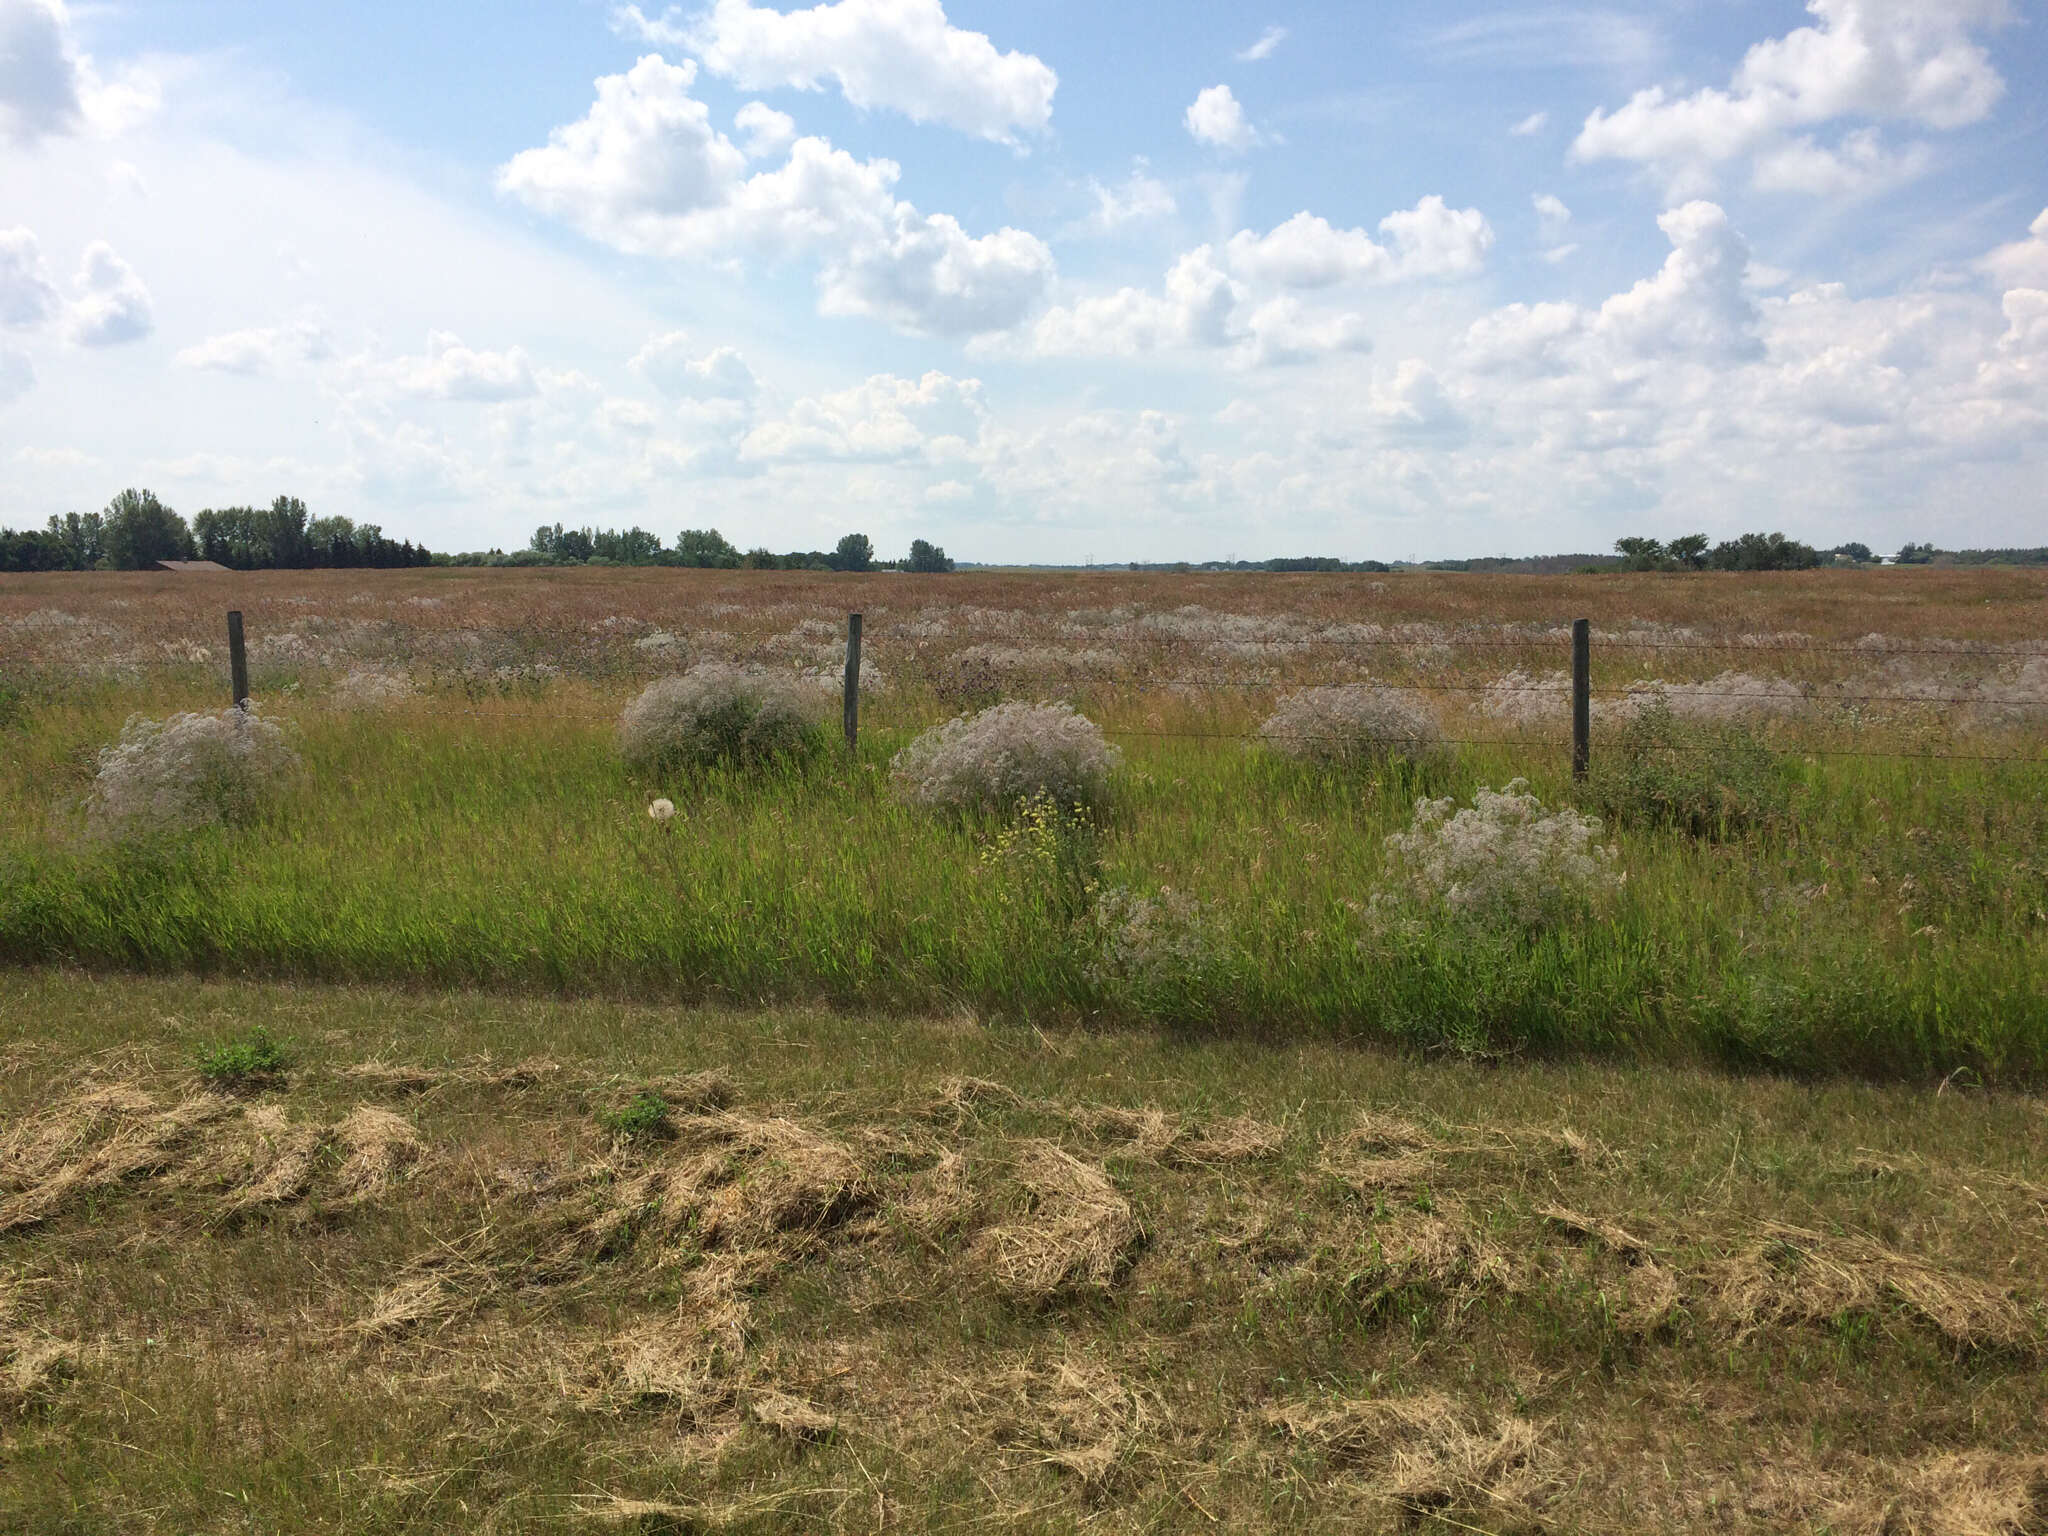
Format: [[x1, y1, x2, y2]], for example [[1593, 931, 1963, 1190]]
[[5, 969, 2048, 1534], [3, 566, 2047, 1080]]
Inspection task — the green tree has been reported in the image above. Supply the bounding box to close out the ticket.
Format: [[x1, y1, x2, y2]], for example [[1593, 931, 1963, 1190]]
[[1666, 533, 1710, 570], [1614, 536, 1668, 572], [675, 528, 742, 568], [905, 538, 954, 573], [829, 532, 874, 572], [101, 488, 194, 569], [1709, 532, 1824, 571]]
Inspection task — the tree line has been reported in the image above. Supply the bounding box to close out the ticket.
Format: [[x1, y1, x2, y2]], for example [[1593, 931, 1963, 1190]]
[[444, 526, 956, 572], [0, 490, 433, 572]]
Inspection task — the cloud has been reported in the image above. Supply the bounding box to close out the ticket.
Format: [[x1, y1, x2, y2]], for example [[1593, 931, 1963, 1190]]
[[623, 0, 1057, 144], [0, 226, 59, 327], [1185, 84, 1264, 152], [66, 241, 152, 346], [393, 332, 539, 401], [1573, 0, 2009, 197], [739, 369, 985, 463], [1225, 198, 1495, 288], [630, 331, 759, 398], [498, 56, 1053, 335], [1418, 10, 1662, 72], [1066, 162, 1175, 238], [1532, 193, 1571, 230], [1509, 110, 1548, 136], [1236, 26, 1289, 62], [1981, 208, 2048, 290], [175, 322, 333, 375], [733, 100, 795, 158], [0, 0, 83, 144], [0, 345, 31, 404]]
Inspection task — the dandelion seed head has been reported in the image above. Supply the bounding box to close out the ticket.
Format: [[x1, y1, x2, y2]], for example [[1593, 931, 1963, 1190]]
[[648, 798, 676, 822]]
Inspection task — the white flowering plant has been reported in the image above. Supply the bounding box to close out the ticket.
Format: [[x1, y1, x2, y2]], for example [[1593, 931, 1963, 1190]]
[[1259, 685, 1444, 769], [619, 663, 823, 772], [1084, 884, 1235, 1019], [1373, 779, 1620, 935], [891, 701, 1119, 819], [85, 707, 299, 841]]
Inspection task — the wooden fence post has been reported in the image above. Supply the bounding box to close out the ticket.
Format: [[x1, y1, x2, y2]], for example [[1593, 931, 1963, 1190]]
[[1571, 618, 1590, 782], [843, 612, 862, 753], [227, 610, 250, 712]]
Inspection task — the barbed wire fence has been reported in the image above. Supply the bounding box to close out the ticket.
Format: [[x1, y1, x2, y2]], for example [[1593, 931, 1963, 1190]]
[[219, 609, 2048, 769]]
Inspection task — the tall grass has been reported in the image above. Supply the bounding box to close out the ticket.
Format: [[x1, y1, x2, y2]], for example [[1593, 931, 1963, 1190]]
[[2, 680, 2043, 1082]]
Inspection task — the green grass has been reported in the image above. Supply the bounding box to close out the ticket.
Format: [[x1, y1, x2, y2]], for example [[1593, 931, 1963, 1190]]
[[0, 686, 2044, 1082], [3, 971, 2046, 1534]]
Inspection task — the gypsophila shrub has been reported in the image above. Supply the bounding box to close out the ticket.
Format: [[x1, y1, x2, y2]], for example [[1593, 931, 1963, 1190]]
[[1376, 779, 1619, 934], [85, 707, 298, 840], [618, 662, 822, 772], [1085, 885, 1231, 1017], [1583, 700, 1790, 840], [1259, 684, 1444, 769], [891, 701, 1118, 819]]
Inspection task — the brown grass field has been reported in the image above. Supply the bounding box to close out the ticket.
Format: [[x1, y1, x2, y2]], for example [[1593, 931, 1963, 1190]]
[[3, 565, 2047, 1532]]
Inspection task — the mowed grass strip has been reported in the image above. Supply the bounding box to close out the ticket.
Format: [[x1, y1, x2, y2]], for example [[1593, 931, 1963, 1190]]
[[3, 971, 2047, 1534], [1, 682, 2044, 1080]]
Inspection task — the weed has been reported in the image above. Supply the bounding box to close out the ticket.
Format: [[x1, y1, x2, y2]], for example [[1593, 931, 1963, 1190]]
[[892, 701, 1118, 819], [1583, 699, 1792, 839], [618, 663, 822, 772], [193, 1026, 292, 1089], [598, 1089, 673, 1142]]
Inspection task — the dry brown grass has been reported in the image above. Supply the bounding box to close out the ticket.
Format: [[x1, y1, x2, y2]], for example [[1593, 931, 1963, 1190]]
[[973, 1142, 1142, 1303]]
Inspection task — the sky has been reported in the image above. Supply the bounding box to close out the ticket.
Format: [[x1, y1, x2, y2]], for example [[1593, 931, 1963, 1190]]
[[0, 0, 2044, 564]]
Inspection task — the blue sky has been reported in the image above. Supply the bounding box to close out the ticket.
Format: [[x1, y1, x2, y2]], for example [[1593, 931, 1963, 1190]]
[[2, 0, 2045, 561]]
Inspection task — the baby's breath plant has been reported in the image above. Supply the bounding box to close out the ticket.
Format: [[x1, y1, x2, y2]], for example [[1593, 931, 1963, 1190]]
[[1258, 685, 1444, 769], [891, 701, 1119, 819], [1374, 779, 1619, 936], [1085, 884, 1233, 1019], [85, 707, 298, 841], [618, 662, 822, 772]]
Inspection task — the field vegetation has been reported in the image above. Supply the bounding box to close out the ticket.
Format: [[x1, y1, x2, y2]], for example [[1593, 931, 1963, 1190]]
[[1, 564, 2045, 1081], [4, 970, 2048, 1533]]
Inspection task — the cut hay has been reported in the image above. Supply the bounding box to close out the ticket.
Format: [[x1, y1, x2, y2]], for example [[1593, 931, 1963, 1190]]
[[1712, 1222, 2034, 1353], [1539, 1204, 1652, 1259], [354, 1273, 467, 1340], [221, 1104, 331, 1210], [975, 1142, 1140, 1303], [1077, 1104, 1286, 1166], [1539, 1205, 1680, 1333], [1318, 1112, 1439, 1191], [605, 1326, 735, 1423], [1165, 1114, 1286, 1166], [334, 1107, 424, 1200], [926, 1074, 1025, 1124], [890, 1148, 976, 1239], [337, 1056, 561, 1094], [986, 1353, 1158, 1487], [1267, 1391, 1546, 1516], [746, 1389, 837, 1441], [0, 1081, 235, 1232], [1829, 1452, 2048, 1536]]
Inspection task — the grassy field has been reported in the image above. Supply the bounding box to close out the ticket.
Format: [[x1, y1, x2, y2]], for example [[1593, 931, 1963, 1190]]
[[3, 566, 2046, 1080], [5, 969, 2048, 1534]]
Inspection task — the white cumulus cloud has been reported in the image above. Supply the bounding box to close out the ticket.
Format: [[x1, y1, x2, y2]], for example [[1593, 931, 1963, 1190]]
[[1185, 84, 1264, 152], [630, 331, 760, 398], [0, 226, 59, 327], [66, 241, 152, 346], [1068, 163, 1176, 238], [498, 55, 1053, 335], [733, 100, 795, 158], [175, 322, 332, 375], [1224, 198, 1495, 288], [394, 332, 539, 402], [740, 369, 985, 463], [624, 0, 1056, 144], [0, 0, 82, 144], [1573, 0, 2009, 196], [1981, 208, 2048, 290]]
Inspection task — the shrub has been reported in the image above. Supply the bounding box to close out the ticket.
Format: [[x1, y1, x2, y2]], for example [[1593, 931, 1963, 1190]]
[[1583, 700, 1789, 839], [1376, 779, 1619, 934], [619, 663, 822, 771], [1258, 684, 1443, 768], [891, 701, 1118, 818], [195, 1026, 291, 1088], [1085, 885, 1231, 1016], [85, 707, 298, 840]]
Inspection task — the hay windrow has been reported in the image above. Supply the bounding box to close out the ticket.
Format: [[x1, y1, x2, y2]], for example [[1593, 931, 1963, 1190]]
[[974, 1142, 1140, 1303], [1712, 1222, 2034, 1353], [1267, 1391, 1547, 1516], [1318, 1112, 1440, 1191], [0, 1082, 236, 1232], [1826, 1452, 2048, 1535], [334, 1106, 424, 1200], [980, 1352, 1159, 1488]]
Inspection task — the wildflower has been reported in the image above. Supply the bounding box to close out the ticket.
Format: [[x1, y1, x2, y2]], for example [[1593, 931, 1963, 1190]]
[[1374, 779, 1619, 934], [891, 701, 1118, 819], [648, 798, 676, 823]]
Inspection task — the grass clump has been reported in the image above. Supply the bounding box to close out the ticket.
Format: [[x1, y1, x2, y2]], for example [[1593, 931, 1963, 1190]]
[[891, 701, 1118, 819], [1584, 699, 1791, 839], [618, 662, 821, 772], [1258, 684, 1443, 770], [193, 1026, 292, 1089], [597, 1088, 672, 1142], [84, 707, 297, 841]]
